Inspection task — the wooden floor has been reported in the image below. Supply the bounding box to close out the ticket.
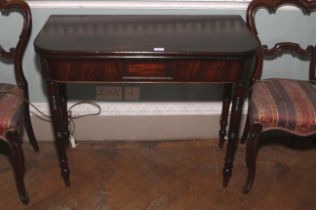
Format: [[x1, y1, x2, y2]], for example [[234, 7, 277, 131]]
[[0, 139, 316, 210]]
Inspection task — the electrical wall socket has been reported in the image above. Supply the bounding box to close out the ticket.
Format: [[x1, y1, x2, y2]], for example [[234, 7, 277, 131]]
[[96, 86, 123, 100], [124, 86, 140, 100]]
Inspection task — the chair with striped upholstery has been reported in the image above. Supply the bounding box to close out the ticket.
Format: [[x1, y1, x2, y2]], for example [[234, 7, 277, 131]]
[[241, 0, 316, 193], [0, 0, 39, 204]]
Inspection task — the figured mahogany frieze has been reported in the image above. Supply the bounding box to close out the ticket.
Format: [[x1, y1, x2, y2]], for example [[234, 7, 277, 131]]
[[44, 59, 247, 83]]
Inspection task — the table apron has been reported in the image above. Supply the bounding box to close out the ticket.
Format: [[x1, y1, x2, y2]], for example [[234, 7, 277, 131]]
[[42, 58, 250, 83]]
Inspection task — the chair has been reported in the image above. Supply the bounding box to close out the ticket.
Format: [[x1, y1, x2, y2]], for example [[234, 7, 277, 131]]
[[0, 0, 39, 204], [241, 0, 316, 193]]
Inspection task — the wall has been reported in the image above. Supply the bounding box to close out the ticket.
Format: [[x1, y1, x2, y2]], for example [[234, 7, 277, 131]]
[[1, 1, 316, 141]]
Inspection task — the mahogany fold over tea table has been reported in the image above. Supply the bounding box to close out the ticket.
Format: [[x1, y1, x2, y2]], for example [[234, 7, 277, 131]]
[[34, 15, 258, 187]]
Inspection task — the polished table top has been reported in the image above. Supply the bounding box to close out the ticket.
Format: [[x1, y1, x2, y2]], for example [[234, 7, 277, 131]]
[[34, 15, 258, 58]]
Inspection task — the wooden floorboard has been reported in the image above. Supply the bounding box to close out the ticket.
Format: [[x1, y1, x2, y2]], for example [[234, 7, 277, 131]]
[[0, 139, 316, 210]]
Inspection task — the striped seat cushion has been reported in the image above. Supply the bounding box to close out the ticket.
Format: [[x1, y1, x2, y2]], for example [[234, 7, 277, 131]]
[[0, 83, 24, 139], [250, 79, 316, 135]]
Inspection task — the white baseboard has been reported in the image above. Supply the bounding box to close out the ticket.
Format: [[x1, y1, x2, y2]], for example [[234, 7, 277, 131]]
[[30, 102, 247, 141], [31, 101, 224, 116]]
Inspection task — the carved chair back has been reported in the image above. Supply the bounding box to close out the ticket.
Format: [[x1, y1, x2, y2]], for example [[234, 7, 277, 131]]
[[0, 0, 32, 92], [246, 0, 316, 81]]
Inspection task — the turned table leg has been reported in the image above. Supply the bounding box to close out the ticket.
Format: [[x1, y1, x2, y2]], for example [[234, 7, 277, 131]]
[[223, 82, 246, 187], [46, 80, 70, 186], [219, 84, 232, 148]]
